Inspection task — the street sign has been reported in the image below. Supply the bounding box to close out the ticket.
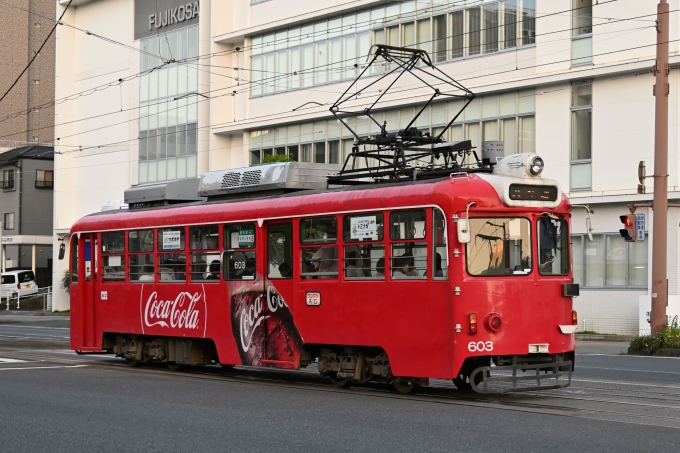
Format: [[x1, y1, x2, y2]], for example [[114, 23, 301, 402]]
[[636, 214, 645, 242]]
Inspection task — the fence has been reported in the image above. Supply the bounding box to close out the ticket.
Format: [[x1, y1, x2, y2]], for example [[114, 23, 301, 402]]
[[1, 286, 52, 314]]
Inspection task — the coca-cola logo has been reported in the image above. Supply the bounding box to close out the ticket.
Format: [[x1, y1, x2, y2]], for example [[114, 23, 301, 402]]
[[139, 285, 207, 337], [239, 286, 287, 353]]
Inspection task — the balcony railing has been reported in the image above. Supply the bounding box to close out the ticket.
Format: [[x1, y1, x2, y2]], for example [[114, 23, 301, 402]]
[[0, 180, 14, 189], [35, 180, 53, 188]]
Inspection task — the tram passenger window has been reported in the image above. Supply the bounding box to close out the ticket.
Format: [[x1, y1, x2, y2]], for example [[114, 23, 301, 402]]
[[190, 252, 221, 282], [344, 244, 385, 279], [190, 225, 219, 250], [433, 209, 448, 279], [300, 216, 337, 244], [223, 251, 257, 280], [268, 223, 292, 279], [157, 228, 185, 251], [129, 254, 155, 282], [538, 217, 569, 276], [129, 230, 154, 252], [224, 223, 256, 249], [390, 210, 426, 240], [70, 239, 78, 284], [159, 254, 186, 282], [343, 213, 384, 242], [466, 218, 532, 276], [102, 255, 125, 282], [301, 246, 338, 279], [101, 232, 124, 254], [391, 242, 427, 279]]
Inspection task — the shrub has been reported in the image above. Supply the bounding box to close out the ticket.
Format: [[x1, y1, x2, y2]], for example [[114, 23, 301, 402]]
[[629, 316, 680, 354], [261, 154, 292, 163], [61, 270, 70, 294], [629, 335, 662, 355]]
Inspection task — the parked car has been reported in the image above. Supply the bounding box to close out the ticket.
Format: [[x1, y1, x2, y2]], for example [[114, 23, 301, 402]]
[[1, 270, 39, 299]]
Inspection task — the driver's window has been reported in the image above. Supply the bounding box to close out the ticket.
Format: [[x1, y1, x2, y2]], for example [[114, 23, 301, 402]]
[[538, 217, 569, 275]]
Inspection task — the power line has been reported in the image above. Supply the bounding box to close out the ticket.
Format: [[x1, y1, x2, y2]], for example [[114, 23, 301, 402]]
[[0, 0, 73, 104]]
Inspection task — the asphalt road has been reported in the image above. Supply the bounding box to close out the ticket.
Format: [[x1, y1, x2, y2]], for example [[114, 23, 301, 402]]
[[0, 315, 678, 452]]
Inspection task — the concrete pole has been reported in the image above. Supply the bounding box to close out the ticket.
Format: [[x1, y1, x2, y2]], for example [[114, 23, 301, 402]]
[[651, 0, 670, 336], [31, 244, 36, 275]]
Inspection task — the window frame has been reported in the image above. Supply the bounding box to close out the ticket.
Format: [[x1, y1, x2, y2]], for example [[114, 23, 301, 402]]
[[572, 233, 648, 289], [3, 213, 14, 230], [157, 227, 188, 283], [465, 216, 534, 277], [35, 169, 53, 188]]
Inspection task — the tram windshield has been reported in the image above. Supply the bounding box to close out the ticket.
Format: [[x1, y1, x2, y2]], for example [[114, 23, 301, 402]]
[[537, 217, 569, 275], [466, 218, 532, 276]]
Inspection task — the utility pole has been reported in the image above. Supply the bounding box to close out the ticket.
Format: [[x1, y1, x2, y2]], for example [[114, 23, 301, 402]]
[[651, 0, 669, 336]]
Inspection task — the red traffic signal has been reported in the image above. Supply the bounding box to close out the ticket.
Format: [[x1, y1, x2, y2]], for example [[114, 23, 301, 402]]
[[619, 214, 636, 242]]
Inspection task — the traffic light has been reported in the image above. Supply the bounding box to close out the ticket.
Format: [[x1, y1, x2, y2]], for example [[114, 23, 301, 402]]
[[619, 214, 636, 242]]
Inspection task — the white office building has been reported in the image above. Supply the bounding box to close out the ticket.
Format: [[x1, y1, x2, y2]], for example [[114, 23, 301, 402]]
[[52, 0, 680, 334]]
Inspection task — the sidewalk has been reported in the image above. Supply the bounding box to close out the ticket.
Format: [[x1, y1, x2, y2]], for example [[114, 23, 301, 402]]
[[575, 339, 630, 355], [0, 310, 70, 328]]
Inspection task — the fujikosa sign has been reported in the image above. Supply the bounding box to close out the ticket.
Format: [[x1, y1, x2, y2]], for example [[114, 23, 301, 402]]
[[149, 1, 199, 32], [134, 0, 200, 40]]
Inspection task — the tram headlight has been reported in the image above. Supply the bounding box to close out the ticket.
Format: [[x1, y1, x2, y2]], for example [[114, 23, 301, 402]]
[[484, 313, 503, 333], [528, 156, 544, 176]]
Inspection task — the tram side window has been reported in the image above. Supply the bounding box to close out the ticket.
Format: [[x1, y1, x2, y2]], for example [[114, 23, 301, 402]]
[[129, 254, 155, 282], [157, 228, 186, 282], [70, 238, 78, 284], [300, 216, 337, 244], [190, 225, 219, 250], [343, 213, 384, 242], [301, 246, 338, 279], [390, 210, 426, 240], [538, 217, 569, 275], [224, 223, 256, 249], [191, 252, 222, 282], [344, 244, 385, 279], [101, 232, 125, 282], [268, 223, 293, 279], [466, 218, 532, 276], [391, 242, 427, 279], [128, 230, 154, 252], [433, 209, 448, 279], [223, 251, 257, 280]]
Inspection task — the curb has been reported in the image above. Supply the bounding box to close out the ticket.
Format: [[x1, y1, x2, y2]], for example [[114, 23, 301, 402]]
[[576, 334, 633, 341]]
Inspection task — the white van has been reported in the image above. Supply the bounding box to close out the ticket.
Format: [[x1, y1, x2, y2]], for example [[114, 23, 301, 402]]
[[1, 270, 39, 299]]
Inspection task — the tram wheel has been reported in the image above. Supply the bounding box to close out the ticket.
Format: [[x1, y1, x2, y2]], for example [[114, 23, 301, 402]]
[[167, 362, 181, 371], [329, 375, 351, 389], [124, 358, 140, 367], [452, 376, 472, 391], [392, 379, 419, 395]]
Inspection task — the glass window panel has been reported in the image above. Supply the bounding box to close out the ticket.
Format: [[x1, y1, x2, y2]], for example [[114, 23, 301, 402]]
[[140, 74, 149, 102], [401, 1, 416, 20], [186, 123, 197, 155], [521, 0, 536, 45], [301, 216, 337, 244], [501, 118, 517, 155], [572, 0, 593, 36], [301, 246, 338, 278], [288, 145, 299, 161], [466, 122, 480, 153], [329, 38, 342, 82], [391, 242, 427, 279], [417, 19, 431, 54], [571, 235, 583, 286], [148, 36, 159, 66], [466, 218, 532, 276], [139, 103, 149, 131], [314, 20, 327, 41], [449, 124, 463, 142], [314, 142, 326, 163], [482, 95, 499, 118], [399, 108, 413, 130], [191, 252, 221, 282], [158, 228, 185, 251], [251, 55, 262, 96], [102, 255, 125, 282], [313, 121, 326, 141], [139, 131, 148, 161], [223, 251, 257, 280], [286, 124, 299, 144], [188, 26, 198, 58], [385, 4, 399, 26], [167, 157, 176, 180], [251, 150, 261, 165], [499, 92, 517, 116], [342, 35, 356, 79], [157, 128, 168, 159], [571, 162, 592, 190], [274, 29, 287, 51], [166, 126, 176, 158], [483, 3, 499, 54], [518, 90, 535, 113], [289, 47, 300, 89], [344, 213, 384, 242], [167, 32, 177, 61], [341, 140, 353, 163], [356, 11, 370, 33], [261, 129, 273, 147], [502, 0, 518, 49], [327, 120, 341, 139], [187, 155, 197, 178], [167, 99, 178, 127], [301, 25, 313, 45], [301, 44, 314, 88], [628, 240, 648, 287], [129, 254, 154, 282], [300, 143, 312, 163], [433, 209, 447, 279], [402, 22, 415, 48], [129, 229, 154, 253], [177, 28, 187, 60], [572, 82, 592, 107], [390, 210, 426, 240], [328, 140, 340, 164], [467, 7, 481, 55], [538, 218, 569, 276], [415, 105, 430, 128], [276, 50, 288, 91], [344, 244, 385, 279], [451, 9, 464, 59], [431, 102, 446, 125], [432, 15, 447, 62], [157, 100, 167, 129], [518, 116, 535, 153], [251, 36, 262, 56], [356, 115, 369, 136], [605, 235, 627, 286], [177, 96, 187, 124], [300, 123, 313, 142], [357, 31, 370, 65], [571, 110, 591, 160], [342, 14, 355, 35], [448, 99, 464, 123], [314, 41, 327, 84], [482, 120, 498, 141], [149, 70, 159, 100], [101, 232, 125, 254], [190, 225, 219, 250], [572, 37, 593, 65], [267, 223, 293, 279], [177, 64, 188, 94], [465, 97, 480, 121], [139, 162, 148, 184], [264, 53, 275, 93], [176, 124, 186, 156], [148, 131, 157, 160], [250, 130, 262, 150], [328, 18, 341, 39], [159, 253, 186, 282], [141, 39, 150, 71], [263, 32, 274, 51], [275, 127, 287, 146]]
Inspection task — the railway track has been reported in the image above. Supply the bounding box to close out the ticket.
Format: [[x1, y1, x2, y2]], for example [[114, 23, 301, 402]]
[[1, 337, 679, 429]]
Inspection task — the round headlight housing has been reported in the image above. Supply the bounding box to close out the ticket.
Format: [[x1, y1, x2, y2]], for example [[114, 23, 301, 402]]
[[529, 156, 544, 176]]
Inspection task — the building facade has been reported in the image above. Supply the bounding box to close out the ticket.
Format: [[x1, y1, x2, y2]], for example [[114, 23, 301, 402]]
[[0, 0, 56, 150], [0, 145, 54, 287], [52, 0, 680, 334]]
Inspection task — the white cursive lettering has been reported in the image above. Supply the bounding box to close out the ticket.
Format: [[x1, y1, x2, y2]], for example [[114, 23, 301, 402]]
[[144, 291, 202, 329]]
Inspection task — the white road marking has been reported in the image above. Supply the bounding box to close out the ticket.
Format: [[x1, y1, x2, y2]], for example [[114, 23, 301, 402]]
[[0, 358, 27, 363], [0, 325, 69, 330], [572, 378, 680, 389], [577, 366, 680, 375], [579, 353, 680, 360], [0, 365, 87, 371]]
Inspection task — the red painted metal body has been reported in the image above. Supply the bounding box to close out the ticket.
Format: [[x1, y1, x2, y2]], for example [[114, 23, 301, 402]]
[[68, 174, 574, 379]]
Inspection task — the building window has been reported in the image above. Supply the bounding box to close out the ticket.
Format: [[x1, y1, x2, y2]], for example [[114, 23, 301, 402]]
[[35, 170, 53, 188], [572, 234, 648, 289], [250, 1, 537, 97], [571, 0, 592, 66], [3, 213, 14, 230], [571, 81, 592, 191], [138, 25, 199, 184], [1, 169, 14, 189], [249, 90, 535, 164]]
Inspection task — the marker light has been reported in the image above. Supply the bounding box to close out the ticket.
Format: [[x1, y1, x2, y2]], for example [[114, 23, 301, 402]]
[[529, 156, 544, 176], [468, 313, 478, 335], [484, 313, 503, 333], [572, 310, 578, 326]]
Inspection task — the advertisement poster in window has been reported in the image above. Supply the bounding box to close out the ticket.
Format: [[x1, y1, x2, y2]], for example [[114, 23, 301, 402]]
[[162, 230, 181, 250], [350, 215, 377, 240], [238, 226, 255, 248]]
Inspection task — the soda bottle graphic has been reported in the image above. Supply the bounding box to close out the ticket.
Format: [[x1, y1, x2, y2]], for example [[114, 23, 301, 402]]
[[228, 275, 303, 367]]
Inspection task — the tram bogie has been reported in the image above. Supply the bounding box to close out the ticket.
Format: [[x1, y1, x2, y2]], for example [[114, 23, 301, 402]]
[[108, 333, 218, 367]]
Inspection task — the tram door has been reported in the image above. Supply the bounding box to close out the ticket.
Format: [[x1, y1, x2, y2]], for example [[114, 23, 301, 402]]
[[263, 222, 296, 368], [80, 233, 97, 348]]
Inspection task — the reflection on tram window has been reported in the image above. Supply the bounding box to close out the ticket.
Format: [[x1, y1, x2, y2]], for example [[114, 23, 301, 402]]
[[101, 231, 124, 254], [129, 254, 155, 282], [129, 229, 154, 252], [102, 255, 125, 282], [223, 251, 257, 280], [391, 242, 427, 279], [224, 223, 256, 249], [159, 254, 186, 282], [301, 246, 338, 279], [433, 209, 447, 279], [343, 213, 384, 242], [190, 252, 221, 282], [390, 210, 427, 240], [344, 244, 385, 279], [538, 217, 569, 276], [190, 225, 219, 250], [300, 216, 337, 244], [466, 218, 532, 276], [268, 223, 293, 279]]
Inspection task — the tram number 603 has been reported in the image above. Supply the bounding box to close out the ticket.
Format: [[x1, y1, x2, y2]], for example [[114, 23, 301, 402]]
[[468, 341, 493, 352]]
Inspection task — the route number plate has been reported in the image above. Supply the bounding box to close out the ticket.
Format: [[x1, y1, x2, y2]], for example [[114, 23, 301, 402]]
[[306, 292, 321, 306]]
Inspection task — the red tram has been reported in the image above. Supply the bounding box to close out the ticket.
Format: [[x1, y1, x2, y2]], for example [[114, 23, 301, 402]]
[[67, 153, 578, 394]]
